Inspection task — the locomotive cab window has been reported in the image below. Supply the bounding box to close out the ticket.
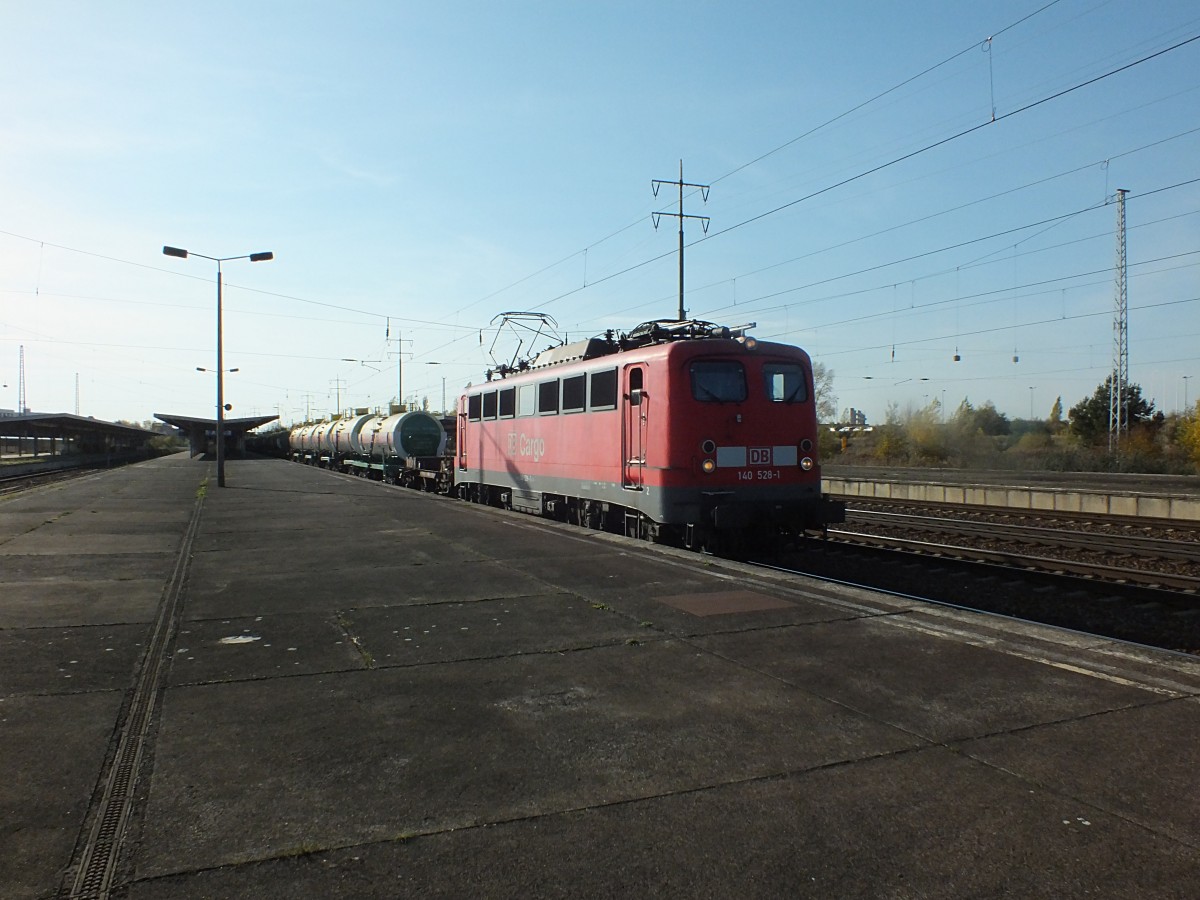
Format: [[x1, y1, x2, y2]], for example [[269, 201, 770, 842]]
[[499, 387, 516, 419], [538, 380, 559, 415], [763, 363, 808, 403], [690, 360, 746, 403], [467, 394, 482, 422], [562, 374, 586, 413], [482, 390, 498, 420]]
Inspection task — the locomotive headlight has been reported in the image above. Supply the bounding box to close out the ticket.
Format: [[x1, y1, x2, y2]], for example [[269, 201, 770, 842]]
[[701, 439, 716, 454], [800, 456, 814, 471], [736, 336, 758, 350], [702, 458, 716, 474]]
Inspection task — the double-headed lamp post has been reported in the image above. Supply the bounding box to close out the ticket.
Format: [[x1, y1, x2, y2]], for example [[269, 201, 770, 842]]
[[163, 245, 272, 487]]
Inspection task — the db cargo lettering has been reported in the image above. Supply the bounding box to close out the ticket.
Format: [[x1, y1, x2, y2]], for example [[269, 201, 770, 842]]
[[508, 433, 546, 462]]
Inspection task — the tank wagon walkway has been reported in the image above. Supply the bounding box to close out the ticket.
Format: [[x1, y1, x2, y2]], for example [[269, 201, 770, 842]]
[[3, 455, 1199, 898]]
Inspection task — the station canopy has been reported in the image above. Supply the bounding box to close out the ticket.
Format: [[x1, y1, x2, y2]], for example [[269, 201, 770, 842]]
[[0, 412, 156, 453]]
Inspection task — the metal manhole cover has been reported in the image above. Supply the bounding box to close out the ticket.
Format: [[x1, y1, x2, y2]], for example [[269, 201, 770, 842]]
[[656, 590, 794, 617]]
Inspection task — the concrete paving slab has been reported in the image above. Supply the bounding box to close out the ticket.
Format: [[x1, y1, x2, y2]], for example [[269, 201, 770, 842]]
[[168, 613, 367, 685], [0, 553, 176, 581], [695, 614, 1161, 743], [0, 530, 182, 556], [135, 640, 923, 878], [515, 544, 871, 636], [0, 510, 74, 540], [348, 594, 657, 668], [0, 578, 162, 628], [189, 526, 489, 566], [34, 509, 192, 535], [0, 692, 127, 900], [126, 747, 1199, 899], [962, 696, 1200, 847], [182, 558, 540, 619], [0, 623, 146, 695]]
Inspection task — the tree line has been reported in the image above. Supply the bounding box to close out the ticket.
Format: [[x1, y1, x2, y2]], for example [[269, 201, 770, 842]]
[[819, 370, 1200, 474]]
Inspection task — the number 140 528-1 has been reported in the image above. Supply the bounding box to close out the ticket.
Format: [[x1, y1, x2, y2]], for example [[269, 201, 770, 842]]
[[736, 469, 781, 481]]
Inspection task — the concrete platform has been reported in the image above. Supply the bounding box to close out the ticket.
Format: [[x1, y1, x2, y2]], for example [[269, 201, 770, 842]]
[[824, 464, 1200, 522], [3, 454, 1199, 898]]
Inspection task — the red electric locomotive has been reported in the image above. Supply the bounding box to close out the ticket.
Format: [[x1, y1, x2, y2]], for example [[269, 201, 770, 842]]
[[456, 320, 843, 551]]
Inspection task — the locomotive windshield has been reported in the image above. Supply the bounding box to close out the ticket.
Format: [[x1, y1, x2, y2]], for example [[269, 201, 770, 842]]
[[690, 361, 747, 403], [763, 362, 808, 403]]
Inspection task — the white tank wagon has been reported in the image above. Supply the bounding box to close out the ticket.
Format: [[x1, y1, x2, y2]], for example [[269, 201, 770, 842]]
[[386, 411, 449, 458], [344, 411, 449, 480], [288, 423, 320, 462], [291, 411, 451, 481], [312, 421, 338, 465], [355, 414, 391, 459], [330, 414, 373, 457]]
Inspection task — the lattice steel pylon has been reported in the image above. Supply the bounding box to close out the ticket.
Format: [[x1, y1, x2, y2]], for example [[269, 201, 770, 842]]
[[1109, 189, 1129, 453], [18, 344, 27, 414]]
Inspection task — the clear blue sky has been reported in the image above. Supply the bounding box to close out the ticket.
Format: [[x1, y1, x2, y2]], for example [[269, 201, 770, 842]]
[[2, 1, 1198, 426]]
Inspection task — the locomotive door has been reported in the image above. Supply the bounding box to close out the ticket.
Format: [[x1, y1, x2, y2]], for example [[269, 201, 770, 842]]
[[457, 410, 468, 471], [622, 365, 646, 490]]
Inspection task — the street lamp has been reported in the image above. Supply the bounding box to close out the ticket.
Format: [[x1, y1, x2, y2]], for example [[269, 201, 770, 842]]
[[163, 245, 273, 487]]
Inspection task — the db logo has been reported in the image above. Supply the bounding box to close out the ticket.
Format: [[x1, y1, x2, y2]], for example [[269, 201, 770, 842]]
[[749, 447, 772, 465]]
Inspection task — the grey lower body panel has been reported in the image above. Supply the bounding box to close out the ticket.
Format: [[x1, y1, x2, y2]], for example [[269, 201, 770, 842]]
[[459, 467, 831, 529]]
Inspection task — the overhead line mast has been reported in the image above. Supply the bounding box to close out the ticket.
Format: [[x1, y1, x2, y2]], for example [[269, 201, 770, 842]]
[[653, 160, 710, 320], [1109, 188, 1129, 453]]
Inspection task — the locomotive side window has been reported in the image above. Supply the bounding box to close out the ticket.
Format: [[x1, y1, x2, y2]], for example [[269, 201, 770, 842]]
[[763, 363, 808, 403], [538, 380, 559, 415], [499, 387, 516, 418], [517, 383, 536, 417], [562, 374, 586, 413], [690, 361, 747, 403], [483, 390, 498, 420], [467, 393, 482, 422], [589, 368, 618, 410]]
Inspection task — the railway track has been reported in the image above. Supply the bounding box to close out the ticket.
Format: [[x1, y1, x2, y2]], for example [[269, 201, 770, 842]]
[[770, 498, 1200, 653], [0, 466, 97, 496], [833, 508, 1200, 593]]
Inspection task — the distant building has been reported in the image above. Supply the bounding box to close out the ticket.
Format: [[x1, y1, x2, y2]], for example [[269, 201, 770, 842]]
[[842, 407, 868, 426]]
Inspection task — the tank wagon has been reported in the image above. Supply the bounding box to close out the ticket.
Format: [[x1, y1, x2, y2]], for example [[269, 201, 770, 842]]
[[290, 410, 450, 489], [455, 319, 844, 553]]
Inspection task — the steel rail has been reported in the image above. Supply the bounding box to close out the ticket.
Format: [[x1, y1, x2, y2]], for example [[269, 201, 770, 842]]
[[842, 496, 1200, 534], [826, 528, 1200, 593], [844, 509, 1200, 562]]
